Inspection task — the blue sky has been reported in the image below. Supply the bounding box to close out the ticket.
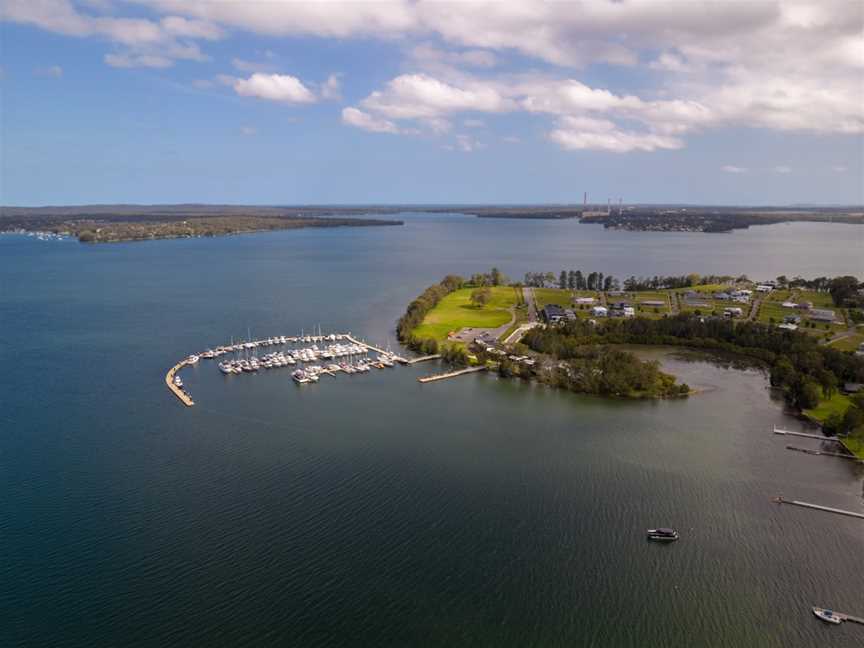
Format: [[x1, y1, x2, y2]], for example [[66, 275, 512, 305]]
[[1, 1, 862, 206]]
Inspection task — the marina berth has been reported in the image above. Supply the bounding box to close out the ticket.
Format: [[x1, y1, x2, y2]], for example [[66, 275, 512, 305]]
[[166, 331, 411, 404]]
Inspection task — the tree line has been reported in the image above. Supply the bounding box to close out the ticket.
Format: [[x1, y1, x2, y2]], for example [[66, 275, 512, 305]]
[[523, 314, 864, 414], [522, 271, 737, 292], [396, 275, 465, 355]]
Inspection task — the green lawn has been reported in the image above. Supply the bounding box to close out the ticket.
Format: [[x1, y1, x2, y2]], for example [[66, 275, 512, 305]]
[[803, 391, 852, 424], [828, 331, 864, 352], [532, 288, 573, 308], [413, 286, 518, 340], [841, 434, 864, 460]]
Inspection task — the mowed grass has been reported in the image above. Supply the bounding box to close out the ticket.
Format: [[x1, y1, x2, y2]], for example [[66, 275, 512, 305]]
[[532, 288, 572, 307], [413, 286, 518, 340], [828, 331, 864, 352], [804, 391, 852, 424]]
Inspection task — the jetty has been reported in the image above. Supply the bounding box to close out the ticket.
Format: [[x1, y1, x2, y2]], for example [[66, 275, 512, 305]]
[[773, 426, 838, 441], [418, 366, 487, 383], [786, 445, 863, 463], [343, 335, 407, 363], [406, 354, 441, 364], [166, 361, 194, 407], [774, 496, 864, 520]]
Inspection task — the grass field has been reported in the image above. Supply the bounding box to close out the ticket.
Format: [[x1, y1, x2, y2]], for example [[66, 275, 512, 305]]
[[828, 331, 864, 352], [804, 391, 852, 424], [532, 288, 572, 308], [412, 286, 518, 341], [841, 434, 864, 459]]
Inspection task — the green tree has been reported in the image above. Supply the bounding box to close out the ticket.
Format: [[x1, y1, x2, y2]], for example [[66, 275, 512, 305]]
[[470, 287, 491, 308], [829, 275, 860, 306], [559, 270, 567, 290]]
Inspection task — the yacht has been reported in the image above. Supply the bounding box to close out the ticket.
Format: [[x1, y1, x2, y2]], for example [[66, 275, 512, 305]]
[[186, 354, 199, 364], [173, 376, 184, 388], [292, 369, 310, 384], [812, 608, 842, 624], [647, 528, 679, 542]]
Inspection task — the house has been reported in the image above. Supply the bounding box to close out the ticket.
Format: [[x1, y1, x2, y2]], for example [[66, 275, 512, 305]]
[[733, 289, 753, 296], [640, 300, 665, 307], [622, 306, 636, 317], [756, 284, 773, 293], [564, 309, 577, 321], [723, 307, 743, 318], [591, 306, 608, 317], [783, 315, 801, 324], [713, 292, 731, 300], [778, 323, 798, 331], [797, 301, 814, 310], [574, 297, 596, 305], [611, 301, 631, 309], [842, 383, 863, 395], [542, 304, 566, 323], [781, 301, 797, 308], [809, 309, 835, 322]]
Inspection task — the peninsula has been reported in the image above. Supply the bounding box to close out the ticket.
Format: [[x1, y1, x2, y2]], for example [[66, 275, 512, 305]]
[[0, 204, 403, 243]]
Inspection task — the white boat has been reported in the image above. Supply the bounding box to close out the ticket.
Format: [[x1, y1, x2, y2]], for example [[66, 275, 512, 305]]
[[813, 608, 843, 624], [186, 354, 199, 364], [173, 376, 183, 388]]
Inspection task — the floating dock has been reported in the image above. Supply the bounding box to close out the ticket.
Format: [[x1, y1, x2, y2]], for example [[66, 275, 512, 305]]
[[343, 335, 407, 363], [773, 426, 838, 441], [418, 366, 487, 383], [165, 361, 194, 407], [774, 497, 864, 520]]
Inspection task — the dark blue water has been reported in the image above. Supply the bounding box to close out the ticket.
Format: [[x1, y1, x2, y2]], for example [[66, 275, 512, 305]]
[[2, 217, 863, 647]]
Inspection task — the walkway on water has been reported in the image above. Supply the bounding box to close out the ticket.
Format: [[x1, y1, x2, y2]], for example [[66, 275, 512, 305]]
[[786, 445, 864, 463], [405, 354, 440, 364], [166, 361, 194, 407], [344, 335, 407, 363], [773, 426, 838, 441], [418, 366, 487, 383], [774, 497, 864, 520]]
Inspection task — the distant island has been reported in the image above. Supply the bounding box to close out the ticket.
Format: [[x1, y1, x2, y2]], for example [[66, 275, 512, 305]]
[[0, 204, 403, 243], [579, 206, 864, 233], [4, 203, 863, 242]]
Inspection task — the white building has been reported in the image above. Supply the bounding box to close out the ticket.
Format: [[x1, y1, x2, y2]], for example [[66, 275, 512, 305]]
[[591, 306, 608, 317]]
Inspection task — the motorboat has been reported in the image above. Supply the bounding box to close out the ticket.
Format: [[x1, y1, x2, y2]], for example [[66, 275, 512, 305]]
[[813, 608, 842, 624], [647, 528, 679, 542]]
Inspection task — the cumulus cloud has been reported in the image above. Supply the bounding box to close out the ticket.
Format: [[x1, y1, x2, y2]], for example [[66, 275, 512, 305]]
[[341, 107, 400, 134], [233, 73, 316, 104], [722, 165, 748, 174]]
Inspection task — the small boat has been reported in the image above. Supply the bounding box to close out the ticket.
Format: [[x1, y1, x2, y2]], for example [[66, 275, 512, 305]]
[[647, 528, 679, 542], [186, 354, 199, 364], [813, 608, 842, 624], [173, 376, 184, 388]]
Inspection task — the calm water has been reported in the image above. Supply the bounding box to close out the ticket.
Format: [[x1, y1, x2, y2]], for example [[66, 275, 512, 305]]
[[1, 216, 863, 647]]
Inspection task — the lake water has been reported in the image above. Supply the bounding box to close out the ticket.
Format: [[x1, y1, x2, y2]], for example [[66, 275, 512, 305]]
[[1, 216, 863, 647]]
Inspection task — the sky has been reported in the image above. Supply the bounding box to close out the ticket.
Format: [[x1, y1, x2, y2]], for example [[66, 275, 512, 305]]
[[1, 0, 862, 206]]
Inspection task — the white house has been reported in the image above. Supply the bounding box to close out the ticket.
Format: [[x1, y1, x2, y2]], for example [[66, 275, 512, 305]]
[[756, 284, 773, 293], [591, 306, 608, 317], [574, 297, 596, 305], [622, 306, 636, 317], [724, 307, 744, 318]]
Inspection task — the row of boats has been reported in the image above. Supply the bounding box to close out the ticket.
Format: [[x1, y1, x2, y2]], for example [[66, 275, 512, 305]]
[[181, 333, 401, 385]]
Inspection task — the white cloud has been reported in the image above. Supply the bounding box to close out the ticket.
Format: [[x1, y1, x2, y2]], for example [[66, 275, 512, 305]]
[[502, 135, 521, 143], [722, 165, 748, 174], [105, 52, 172, 68], [341, 107, 401, 134], [359, 74, 513, 119], [320, 73, 342, 100], [233, 73, 316, 104], [832, 165, 848, 173], [463, 118, 484, 128], [455, 134, 483, 152], [410, 44, 497, 69], [773, 165, 792, 174], [240, 125, 257, 136], [160, 16, 223, 40]]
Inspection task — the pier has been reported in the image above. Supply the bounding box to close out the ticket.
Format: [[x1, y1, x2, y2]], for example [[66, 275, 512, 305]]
[[773, 426, 838, 441], [165, 361, 194, 407], [418, 366, 487, 383], [786, 445, 863, 463], [774, 496, 864, 520], [406, 354, 441, 364], [343, 335, 407, 363]]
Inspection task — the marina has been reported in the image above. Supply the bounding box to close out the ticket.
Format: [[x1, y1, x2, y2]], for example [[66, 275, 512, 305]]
[[165, 332, 408, 404]]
